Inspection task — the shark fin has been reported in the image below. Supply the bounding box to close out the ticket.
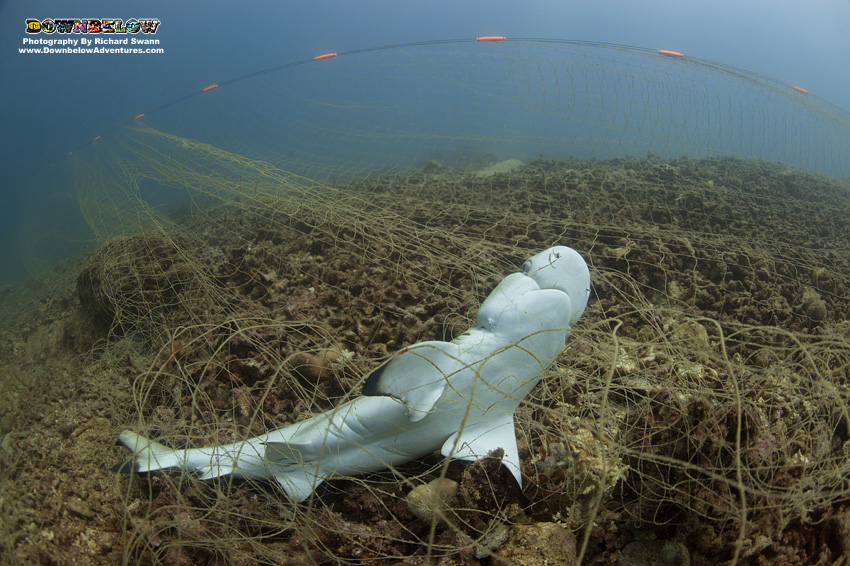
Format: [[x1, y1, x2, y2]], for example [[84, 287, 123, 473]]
[[362, 341, 462, 422], [273, 468, 326, 503], [110, 459, 137, 474], [111, 430, 180, 474], [263, 441, 323, 465], [195, 465, 234, 480], [264, 441, 329, 502], [440, 414, 522, 487]]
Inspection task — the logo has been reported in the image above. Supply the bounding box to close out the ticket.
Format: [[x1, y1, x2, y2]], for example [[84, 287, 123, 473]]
[[25, 18, 161, 35]]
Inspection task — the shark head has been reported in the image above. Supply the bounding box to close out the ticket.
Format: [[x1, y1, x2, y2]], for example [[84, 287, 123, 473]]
[[521, 246, 591, 323]]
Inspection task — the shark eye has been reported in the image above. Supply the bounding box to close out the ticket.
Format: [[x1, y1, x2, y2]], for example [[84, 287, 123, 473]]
[[521, 260, 532, 274]]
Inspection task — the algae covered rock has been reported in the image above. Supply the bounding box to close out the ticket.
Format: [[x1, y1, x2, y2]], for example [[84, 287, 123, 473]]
[[76, 232, 203, 340]]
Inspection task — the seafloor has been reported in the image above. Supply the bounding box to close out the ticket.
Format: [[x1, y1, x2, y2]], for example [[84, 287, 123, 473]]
[[2, 155, 850, 565]]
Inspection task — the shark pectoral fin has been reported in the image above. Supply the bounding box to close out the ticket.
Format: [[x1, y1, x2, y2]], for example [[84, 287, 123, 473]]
[[273, 469, 325, 503], [440, 415, 523, 487], [362, 341, 462, 423], [264, 442, 328, 502]]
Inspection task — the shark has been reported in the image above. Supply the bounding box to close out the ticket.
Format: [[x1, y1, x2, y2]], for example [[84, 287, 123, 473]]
[[111, 245, 591, 502]]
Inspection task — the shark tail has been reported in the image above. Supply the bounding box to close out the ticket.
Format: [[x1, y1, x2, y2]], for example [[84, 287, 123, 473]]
[[110, 430, 183, 474], [110, 431, 323, 502]]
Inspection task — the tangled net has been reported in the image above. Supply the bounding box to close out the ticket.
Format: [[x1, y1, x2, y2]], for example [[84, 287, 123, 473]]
[[58, 124, 850, 564]]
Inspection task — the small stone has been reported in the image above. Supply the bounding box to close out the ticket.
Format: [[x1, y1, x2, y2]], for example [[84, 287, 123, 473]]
[[295, 347, 343, 381], [675, 362, 719, 387], [66, 496, 96, 519], [614, 347, 638, 375], [406, 477, 458, 523], [475, 521, 510, 559], [1, 434, 14, 455], [673, 320, 710, 351]]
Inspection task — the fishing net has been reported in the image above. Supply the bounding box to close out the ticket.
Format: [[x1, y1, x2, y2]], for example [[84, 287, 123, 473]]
[[3, 39, 850, 565]]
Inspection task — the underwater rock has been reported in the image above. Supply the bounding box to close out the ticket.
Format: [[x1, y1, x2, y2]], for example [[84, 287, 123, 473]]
[[406, 477, 459, 523], [810, 267, 834, 292], [535, 428, 628, 515], [474, 520, 510, 559], [293, 346, 351, 382], [800, 287, 828, 322], [672, 320, 711, 352], [614, 347, 638, 375], [495, 522, 576, 565], [65, 497, 96, 519], [673, 362, 720, 388], [618, 540, 690, 566], [75, 232, 200, 340], [421, 159, 443, 172], [473, 158, 524, 177]]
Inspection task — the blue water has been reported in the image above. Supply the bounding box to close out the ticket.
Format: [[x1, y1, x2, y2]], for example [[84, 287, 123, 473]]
[[1, 0, 849, 286]]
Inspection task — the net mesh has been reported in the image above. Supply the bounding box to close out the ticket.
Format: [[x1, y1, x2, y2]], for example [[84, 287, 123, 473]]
[[3, 39, 850, 565]]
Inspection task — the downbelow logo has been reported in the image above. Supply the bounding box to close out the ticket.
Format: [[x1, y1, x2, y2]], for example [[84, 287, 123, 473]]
[[25, 18, 160, 34]]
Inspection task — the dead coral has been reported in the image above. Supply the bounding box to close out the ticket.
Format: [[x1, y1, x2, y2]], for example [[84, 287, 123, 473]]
[[76, 232, 210, 344]]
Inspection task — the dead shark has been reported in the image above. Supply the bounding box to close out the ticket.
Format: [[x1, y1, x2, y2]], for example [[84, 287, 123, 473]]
[[112, 245, 591, 502]]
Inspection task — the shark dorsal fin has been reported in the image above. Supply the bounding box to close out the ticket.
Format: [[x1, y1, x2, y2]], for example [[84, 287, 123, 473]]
[[362, 341, 462, 422]]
